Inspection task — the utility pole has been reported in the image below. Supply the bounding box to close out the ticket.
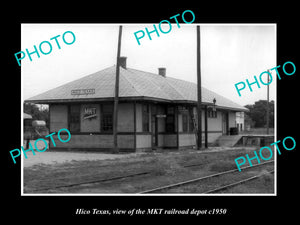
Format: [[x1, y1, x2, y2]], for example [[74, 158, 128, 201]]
[[266, 69, 270, 134], [196, 25, 202, 149], [113, 25, 122, 153]]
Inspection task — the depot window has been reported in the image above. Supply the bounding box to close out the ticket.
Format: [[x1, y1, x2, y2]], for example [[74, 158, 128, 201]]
[[69, 104, 80, 132], [166, 106, 175, 133], [182, 107, 194, 132], [101, 104, 113, 132], [182, 114, 188, 132], [188, 108, 194, 132], [142, 104, 150, 132], [208, 109, 217, 118]]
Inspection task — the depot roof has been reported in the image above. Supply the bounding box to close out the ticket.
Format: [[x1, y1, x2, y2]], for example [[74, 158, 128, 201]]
[[26, 66, 248, 112]]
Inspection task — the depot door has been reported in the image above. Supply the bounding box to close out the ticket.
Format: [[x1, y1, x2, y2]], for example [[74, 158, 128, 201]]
[[222, 112, 229, 135], [151, 115, 158, 148], [151, 105, 158, 149]]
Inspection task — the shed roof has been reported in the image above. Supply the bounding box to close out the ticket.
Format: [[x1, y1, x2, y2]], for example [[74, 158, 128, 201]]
[[23, 113, 32, 119], [26, 66, 247, 111]]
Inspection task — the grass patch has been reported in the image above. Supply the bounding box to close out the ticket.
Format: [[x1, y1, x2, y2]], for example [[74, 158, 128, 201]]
[[151, 156, 187, 176], [209, 160, 237, 172], [258, 170, 273, 184], [223, 171, 274, 194]]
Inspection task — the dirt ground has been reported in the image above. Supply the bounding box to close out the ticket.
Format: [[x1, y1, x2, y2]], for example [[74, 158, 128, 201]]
[[22, 139, 147, 167], [22, 145, 255, 168], [22, 151, 145, 167]]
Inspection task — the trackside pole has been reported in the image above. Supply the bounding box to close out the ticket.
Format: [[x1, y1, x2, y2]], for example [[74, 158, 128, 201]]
[[113, 25, 123, 153], [266, 70, 270, 134], [196, 25, 202, 149]]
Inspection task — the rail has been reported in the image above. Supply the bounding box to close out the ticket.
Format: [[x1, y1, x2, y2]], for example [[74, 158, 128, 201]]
[[139, 160, 274, 194]]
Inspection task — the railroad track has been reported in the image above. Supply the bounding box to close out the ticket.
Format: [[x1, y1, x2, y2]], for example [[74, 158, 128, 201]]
[[31, 171, 150, 192], [29, 160, 205, 188], [204, 170, 274, 194], [29, 160, 208, 192], [139, 160, 274, 194], [29, 160, 274, 193]]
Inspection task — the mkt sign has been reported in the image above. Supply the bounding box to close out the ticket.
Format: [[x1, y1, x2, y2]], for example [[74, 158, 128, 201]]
[[83, 107, 97, 120]]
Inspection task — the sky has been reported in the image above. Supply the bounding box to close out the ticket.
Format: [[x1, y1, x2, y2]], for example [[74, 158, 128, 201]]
[[21, 23, 276, 106]]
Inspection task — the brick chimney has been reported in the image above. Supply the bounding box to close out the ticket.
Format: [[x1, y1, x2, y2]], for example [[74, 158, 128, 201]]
[[119, 56, 127, 69], [158, 67, 166, 77]]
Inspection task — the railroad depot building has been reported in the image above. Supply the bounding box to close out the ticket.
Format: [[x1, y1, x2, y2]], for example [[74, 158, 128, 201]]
[[26, 57, 248, 151]]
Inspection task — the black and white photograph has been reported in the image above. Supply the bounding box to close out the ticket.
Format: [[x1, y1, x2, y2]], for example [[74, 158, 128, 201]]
[[4, 5, 298, 221], [21, 24, 276, 195]]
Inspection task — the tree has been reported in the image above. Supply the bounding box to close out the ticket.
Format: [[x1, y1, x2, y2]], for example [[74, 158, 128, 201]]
[[245, 100, 274, 128], [24, 103, 49, 128]]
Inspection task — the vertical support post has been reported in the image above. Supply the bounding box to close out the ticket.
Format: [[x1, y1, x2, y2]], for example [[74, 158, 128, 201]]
[[226, 112, 229, 135], [266, 70, 270, 135], [151, 104, 154, 150], [113, 25, 122, 153], [196, 25, 202, 149], [204, 105, 208, 148], [133, 101, 137, 151], [155, 115, 158, 147], [175, 106, 179, 150], [67, 104, 70, 132]]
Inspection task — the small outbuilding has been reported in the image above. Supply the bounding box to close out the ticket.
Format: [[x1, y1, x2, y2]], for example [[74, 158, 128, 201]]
[[25, 57, 248, 151], [23, 113, 32, 127]]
